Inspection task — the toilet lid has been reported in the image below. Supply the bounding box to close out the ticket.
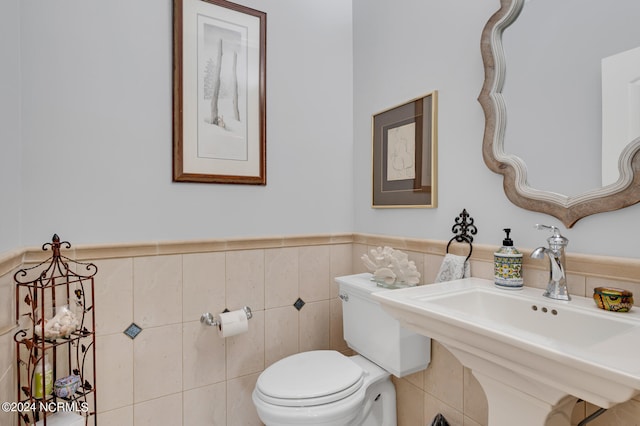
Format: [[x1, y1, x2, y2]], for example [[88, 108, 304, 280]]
[[256, 350, 364, 407]]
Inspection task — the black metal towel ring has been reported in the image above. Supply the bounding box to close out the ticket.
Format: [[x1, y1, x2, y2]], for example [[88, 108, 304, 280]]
[[445, 208, 478, 262]]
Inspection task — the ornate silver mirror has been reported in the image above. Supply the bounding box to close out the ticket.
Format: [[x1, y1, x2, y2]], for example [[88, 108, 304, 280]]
[[479, 0, 640, 227]]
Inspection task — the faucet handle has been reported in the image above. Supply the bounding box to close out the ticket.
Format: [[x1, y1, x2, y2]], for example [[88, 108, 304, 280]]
[[535, 224, 558, 234], [535, 224, 568, 248]]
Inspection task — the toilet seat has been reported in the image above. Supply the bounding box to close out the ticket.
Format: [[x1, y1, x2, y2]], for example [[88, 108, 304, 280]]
[[255, 350, 364, 407]]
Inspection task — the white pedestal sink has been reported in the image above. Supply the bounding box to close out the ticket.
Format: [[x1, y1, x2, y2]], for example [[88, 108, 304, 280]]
[[372, 277, 640, 426]]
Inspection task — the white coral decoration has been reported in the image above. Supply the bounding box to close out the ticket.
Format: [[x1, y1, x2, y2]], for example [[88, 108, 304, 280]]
[[361, 246, 420, 286]]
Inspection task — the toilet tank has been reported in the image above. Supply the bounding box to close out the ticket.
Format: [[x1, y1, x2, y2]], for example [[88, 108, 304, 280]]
[[336, 273, 430, 377]]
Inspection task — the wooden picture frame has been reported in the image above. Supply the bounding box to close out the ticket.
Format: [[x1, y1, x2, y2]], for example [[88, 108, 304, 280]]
[[173, 0, 266, 184], [372, 91, 438, 208]]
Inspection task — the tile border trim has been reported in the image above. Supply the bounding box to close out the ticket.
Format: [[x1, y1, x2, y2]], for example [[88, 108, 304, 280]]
[[1, 233, 638, 282]]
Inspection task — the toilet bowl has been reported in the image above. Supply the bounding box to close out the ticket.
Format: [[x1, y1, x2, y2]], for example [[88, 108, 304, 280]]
[[252, 273, 431, 426], [252, 351, 395, 426]]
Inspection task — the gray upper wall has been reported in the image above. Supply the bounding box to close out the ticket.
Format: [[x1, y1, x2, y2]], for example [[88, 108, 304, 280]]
[[0, 0, 21, 254], [352, 0, 640, 258], [0, 0, 354, 253], [1, 0, 639, 258]]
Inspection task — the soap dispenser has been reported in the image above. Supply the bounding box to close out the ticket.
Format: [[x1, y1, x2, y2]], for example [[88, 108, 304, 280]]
[[494, 228, 523, 289]]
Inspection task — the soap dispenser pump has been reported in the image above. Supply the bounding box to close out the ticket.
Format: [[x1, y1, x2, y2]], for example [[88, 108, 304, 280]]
[[494, 228, 523, 289]]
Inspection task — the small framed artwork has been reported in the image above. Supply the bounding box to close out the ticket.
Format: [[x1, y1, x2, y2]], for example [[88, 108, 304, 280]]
[[372, 91, 438, 208], [173, 0, 267, 184]]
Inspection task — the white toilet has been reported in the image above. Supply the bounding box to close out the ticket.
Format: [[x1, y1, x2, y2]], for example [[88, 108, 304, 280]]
[[252, 273, 431, 426]]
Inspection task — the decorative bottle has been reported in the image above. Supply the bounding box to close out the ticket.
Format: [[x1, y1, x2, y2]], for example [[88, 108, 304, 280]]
[[33, 354, 53, 398], [494, 228, 523, 289]]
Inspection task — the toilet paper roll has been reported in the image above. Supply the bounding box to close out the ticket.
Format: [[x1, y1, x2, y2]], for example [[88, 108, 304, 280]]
[[217, 309, 249, 338]]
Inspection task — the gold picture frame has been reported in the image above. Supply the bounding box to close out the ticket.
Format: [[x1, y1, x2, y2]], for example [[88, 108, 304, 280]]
[[372, 91, 438, 208]]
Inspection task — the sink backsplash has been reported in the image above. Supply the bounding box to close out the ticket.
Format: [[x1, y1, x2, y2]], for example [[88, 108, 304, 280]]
[[353, 233, 640, 306]]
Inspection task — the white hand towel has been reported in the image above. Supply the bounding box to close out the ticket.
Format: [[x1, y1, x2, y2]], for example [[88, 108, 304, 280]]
[[434, 253, 470, 283]]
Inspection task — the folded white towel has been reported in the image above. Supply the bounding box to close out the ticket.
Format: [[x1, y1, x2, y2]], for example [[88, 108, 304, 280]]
[[434, 253, 470, 283]]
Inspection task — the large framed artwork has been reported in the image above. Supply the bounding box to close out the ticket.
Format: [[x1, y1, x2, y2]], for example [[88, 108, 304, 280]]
[[372, 92, 438, 208], [173, 0, 266, 184]]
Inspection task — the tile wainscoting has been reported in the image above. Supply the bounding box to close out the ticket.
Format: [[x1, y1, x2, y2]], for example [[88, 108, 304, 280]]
[[0, 233, 639, 425]]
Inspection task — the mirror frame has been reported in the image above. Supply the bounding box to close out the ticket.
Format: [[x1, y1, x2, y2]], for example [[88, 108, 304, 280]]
[[479, 0, 640, 227]]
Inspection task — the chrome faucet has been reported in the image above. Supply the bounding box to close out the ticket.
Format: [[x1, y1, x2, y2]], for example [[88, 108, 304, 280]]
[[530, 224, 570, 301]]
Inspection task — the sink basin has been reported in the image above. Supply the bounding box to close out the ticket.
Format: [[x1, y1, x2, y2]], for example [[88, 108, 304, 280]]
[[373, 277, 640, 426]]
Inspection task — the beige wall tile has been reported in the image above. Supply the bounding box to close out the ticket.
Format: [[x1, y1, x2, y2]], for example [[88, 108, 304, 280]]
[[330, 244, 353, 298], [522, 266, 549, 290], [463, 368, 488, 426], [470, 259, 493, 281], [183, 252, 225, 322], [0, 268, 17, 423], [226, 310, 264, 379], [445, 242, 474, 260], [329, 298, 347, 351], [133, 324, 182, 403], [264, 306, 298, 367], [424, 254, 443, 284], [567, 274, 586, 297], [227, 372, 262, 426], [424, 393, 464, 426], [133, 255, 182, 328], [352, 244, 368, 274], [264, 247, 298, 309], [0, 401, 13, 426], [571, 400, 586, 425], [0, 271, 14, 331], [283, 234, 348, 247], [73, 243, 157, 261], [226, 237, 282, 251], [404, 368, 424, 391], [424, 341, 464, 411], [133, 392, 182, 426], [183, 382, 226, 426], [406, 250, 425, 285], [98, 406, 133, 426], [183, 320, 226, 390], [394, 376, 425, 426], [93, 258, 133, 336], [158, 240, 228, 256], [0, 276, 14, 371], [464, 415, 484, 426], [299, 245, 331, 302], [585, 399, 640, 426], [226, 250, 265, 311], [299, 300, 330, 352], [0, 333, 15, 426], [0, 252, 22, 279], [96, 333, 133, 412]]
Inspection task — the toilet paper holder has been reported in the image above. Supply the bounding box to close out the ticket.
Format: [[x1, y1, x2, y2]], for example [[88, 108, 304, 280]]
[[200, 306, 253, 328]]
